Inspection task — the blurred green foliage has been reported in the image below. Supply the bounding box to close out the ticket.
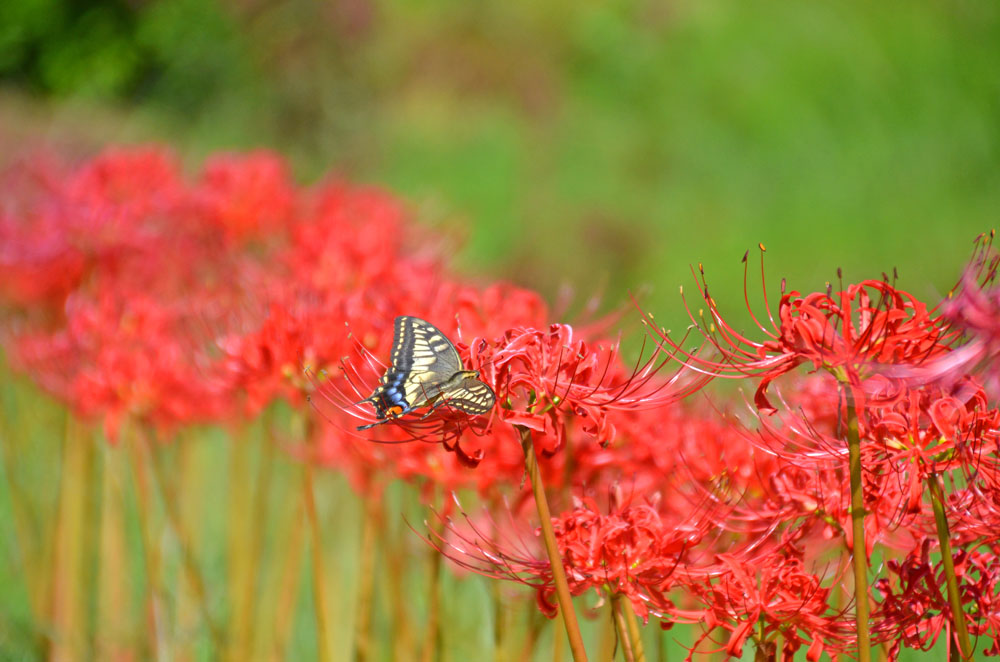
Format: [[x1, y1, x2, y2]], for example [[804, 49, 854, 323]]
[[2, 0, 999, 331]]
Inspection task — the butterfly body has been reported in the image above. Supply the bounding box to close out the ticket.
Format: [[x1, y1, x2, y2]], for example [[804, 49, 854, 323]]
[[357, 316, 495, 430]]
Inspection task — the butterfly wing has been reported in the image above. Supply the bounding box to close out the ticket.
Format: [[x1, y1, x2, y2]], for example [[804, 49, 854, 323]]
[[363, 317, 464, 422], [394, 316, 463, 405], [440, 377, 496, 416]]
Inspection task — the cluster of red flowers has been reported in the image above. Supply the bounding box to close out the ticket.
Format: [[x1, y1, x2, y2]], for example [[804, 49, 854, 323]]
[[3, 146, 999, 660]]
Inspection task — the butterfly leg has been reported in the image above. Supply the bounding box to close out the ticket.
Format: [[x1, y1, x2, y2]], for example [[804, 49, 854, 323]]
[[356, 420, 385, 431], [417, 396, 449, 420]]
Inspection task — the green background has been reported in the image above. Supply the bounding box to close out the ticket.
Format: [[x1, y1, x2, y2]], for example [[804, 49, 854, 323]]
[[2, 0, 997, 329]]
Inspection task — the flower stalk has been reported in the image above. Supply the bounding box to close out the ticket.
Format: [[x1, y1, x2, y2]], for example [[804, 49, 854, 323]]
[[611, 593, 637, 662], [421, 487, 445, 662], [145, 435, 224, 654], [845, 394, 872, 662], [517, 425, 589, 662], [927, 472, 974, 660], [354, 492, 381, 662], [302, 461, 333, 662], [50, 415, 90, 660], [622, 595, 647, 662]]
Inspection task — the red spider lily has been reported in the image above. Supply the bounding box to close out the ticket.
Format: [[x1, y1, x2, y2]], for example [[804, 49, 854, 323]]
[[864, 377, 999, 492], [643, 255, 957, 415], [218, 176, 446, 416], [1, 146, 436, 443], [873, 538, 1000, 658], [471, 322, 704, 456], [13, 291, 234, 440], [284, 179, 435, 295], [309, 260, 697, 470], [671, 553, 856, 661], [307, 284, 584, 496], [0, 147, 186, 310], [947, 455, 1000, 543], [907, 236, 1000, 396], [194, 151, 295, 245], [745, 371, 1000, 538], [425, 490, 714, 622], [327, 318, 699, 465]]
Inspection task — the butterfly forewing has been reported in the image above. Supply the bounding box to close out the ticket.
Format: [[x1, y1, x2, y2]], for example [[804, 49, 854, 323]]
[[391, 317, 461, 375], [373, 317, 462, 410]]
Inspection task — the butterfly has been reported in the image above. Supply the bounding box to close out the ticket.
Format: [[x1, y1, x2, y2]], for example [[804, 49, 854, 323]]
[[356, 316, 496, 431]]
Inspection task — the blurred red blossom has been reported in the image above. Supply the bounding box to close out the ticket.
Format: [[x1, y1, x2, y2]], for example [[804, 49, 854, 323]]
[[428, 489, 712, 623]]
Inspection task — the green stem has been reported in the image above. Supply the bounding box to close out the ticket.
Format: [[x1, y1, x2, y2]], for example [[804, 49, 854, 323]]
[[491, 576, 504, 662], [49, 415, 90, 661], [145, 436, 224, 654], [302, 461, 333, 662], [517, 426, 589, 662], [421, 509, 444, 662], [622, 595, 646, 662], [127, 428, 167, 661], [354, 492, 380, 662], [270, 494, 306, 661], [611, 594, 636, 662], [845, 395, 872, 662], [928, 472, 974, 660]]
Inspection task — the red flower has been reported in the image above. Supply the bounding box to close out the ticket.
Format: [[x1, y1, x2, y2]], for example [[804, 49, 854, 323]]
[[671, 553, 856, 661], [194, 151, 295, 245], [14, 291, 233, 440], [426, 489, 710, 623], [873, 539, 1000, 658], [644, 255, 955, 415]]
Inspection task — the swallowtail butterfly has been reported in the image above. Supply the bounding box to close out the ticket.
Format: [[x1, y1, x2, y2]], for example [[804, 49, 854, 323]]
[[357, 316, 496, 430]]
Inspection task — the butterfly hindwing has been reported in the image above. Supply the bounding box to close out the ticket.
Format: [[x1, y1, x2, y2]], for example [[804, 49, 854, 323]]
[[440, 377, 496, 415]]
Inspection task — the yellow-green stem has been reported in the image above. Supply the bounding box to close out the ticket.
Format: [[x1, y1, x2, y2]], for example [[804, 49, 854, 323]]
[[303, 462, 333, 662], [657, 628, 668, 662], [622, 595, 646, 662], [269, 493, 306, 661], [145, 438, 224, 654], [49, 415, 90, 661], [388, 517, 416, 662], [598, 601, 617, 662], [127, 430, 167, 661], [0, 396, 51, 635], [247, 427, 276, 657], [354, 492, 380, 662], [845, 397, 872, 662], [554, 612, 566, 662], [611, 594, 636, 662], [491, 579, 504, 662], [227, 431, 253, 661], [421, 513, 444, 662], [97, 444, 132, 661], [521, 608, 545, 660], [517, 426, 589, 662], [928, 473, 974, 660]]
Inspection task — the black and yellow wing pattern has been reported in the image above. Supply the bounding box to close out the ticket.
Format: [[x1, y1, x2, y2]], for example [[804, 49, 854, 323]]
[[358, 316, 495, 430]]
